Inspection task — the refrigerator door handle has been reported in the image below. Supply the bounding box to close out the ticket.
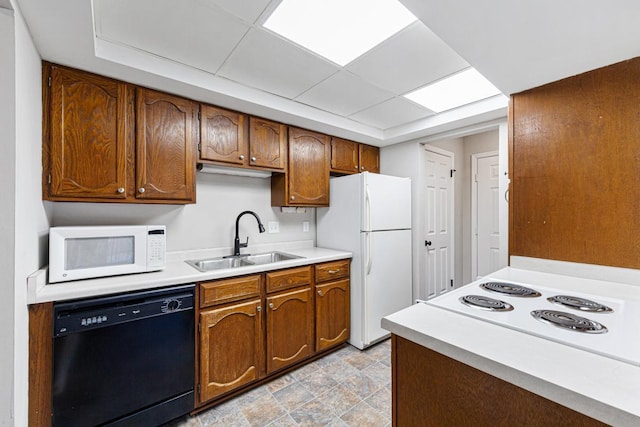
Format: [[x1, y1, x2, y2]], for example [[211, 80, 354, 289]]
[[365, 185, 372, 232], [366, 232, 372, 275]]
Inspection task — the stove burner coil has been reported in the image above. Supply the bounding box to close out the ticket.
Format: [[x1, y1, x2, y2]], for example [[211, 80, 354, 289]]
[[547, 295, 613, 313], [479, 282, 542, 297], [531, 310, 608, 334], [459, 295, 514, 311]]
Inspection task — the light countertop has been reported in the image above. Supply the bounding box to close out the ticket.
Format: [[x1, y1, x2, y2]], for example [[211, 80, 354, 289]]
[[28, 240, 351, 304], [382, 262, 640, 427]]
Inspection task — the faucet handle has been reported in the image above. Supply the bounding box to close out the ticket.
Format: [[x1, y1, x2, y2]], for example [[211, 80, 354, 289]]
[[240, 236, 249, 249]]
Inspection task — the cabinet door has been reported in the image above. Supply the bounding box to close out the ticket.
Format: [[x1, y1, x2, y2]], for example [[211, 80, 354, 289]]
[[266, 287, 314, 374], [136, 88, 197, 202], [200, 105, 248, 166], [287, 127, 330, 205], [48, 65, 133, 199], [315, 279, 350, 351], [330, 138, 359, 174], [249, 117, 286, 170], [199, 299, 264, 403], [359, 144, 380, 173]]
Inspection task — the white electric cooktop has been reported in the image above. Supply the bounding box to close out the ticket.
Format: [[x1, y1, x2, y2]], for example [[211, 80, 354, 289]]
[[424, 269, 640, 367]]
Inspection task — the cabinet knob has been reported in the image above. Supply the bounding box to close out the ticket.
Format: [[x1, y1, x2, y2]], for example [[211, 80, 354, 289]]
[[361, 166, 365, 170], [355, 165, 358, 169], [256, 306, 261, 312], [290, 196, 295, 201], [138, 187, 145, 193], [251, 156, 257, 162], [317, 290, 323, 296], [239, 155, 245, 160], [269, 303, 274, 309], [117, 187, 125, 194]]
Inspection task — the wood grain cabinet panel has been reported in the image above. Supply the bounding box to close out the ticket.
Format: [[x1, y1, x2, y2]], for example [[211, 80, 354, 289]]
[[266, 287, 314, 374], [199, 299, 264, 403], [249, 117, 286, 170], [47, 64, 134, 200], [315, 279, 349, 351], [359, 144, 380, 173], [266, 266, 311, 294], [199, 105, 248, 166], [315, 260, 350, 283], [200, 275, 261, 308], [136, 88, 197, 202], [330, 137, 359, 174], [272, 127, 330, 206]]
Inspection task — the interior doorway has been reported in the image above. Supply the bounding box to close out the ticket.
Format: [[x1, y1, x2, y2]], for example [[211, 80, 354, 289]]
[[472, 151, 500, 279], [423, 146, 454, 299]]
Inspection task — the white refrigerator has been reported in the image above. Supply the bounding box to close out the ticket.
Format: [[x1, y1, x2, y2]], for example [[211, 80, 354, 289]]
[[317, 172, 412, 350]]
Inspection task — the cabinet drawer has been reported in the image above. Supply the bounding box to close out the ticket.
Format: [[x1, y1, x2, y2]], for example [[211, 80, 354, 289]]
[[315, 260, 350, 283], [266, 266, 311, 294], [200, 275, 261, 308]]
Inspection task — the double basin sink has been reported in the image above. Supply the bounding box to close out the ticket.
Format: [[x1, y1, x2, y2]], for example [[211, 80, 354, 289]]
[[185, 251, 303, 272]]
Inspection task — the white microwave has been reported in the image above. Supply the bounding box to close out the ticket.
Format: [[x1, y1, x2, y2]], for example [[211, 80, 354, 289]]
[[49, 225, 166, 283]]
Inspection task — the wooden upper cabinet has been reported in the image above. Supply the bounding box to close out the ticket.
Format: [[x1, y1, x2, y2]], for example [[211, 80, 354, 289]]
[[272, 127, 330, 206], [199, 105, 248, 166], [330, 138, 359, 174], [136, 88, 197, 202], [249, 117, 286, 171], [359, 144, 380, 173], [46, 64, 134, 200]]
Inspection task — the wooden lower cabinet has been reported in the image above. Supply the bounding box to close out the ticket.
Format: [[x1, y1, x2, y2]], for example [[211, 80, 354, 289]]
[[266, 287, 314, 374], [315, 279, 349, 352], [198, 299, 264, 403], [392, 335, 606, 426]]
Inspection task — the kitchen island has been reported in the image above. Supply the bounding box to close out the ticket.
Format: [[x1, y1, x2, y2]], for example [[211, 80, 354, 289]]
[[382, 259, 640, 426]]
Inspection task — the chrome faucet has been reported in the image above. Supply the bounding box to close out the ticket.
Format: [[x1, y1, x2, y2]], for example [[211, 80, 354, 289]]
[[232, 211, 266, 257]]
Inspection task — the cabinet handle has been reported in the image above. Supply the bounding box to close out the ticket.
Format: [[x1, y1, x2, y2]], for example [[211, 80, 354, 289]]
[[317, 290, 323, 296], [290, 196, 295, 201], [239, 155, 245, 160], [256, 306, 261, 312], [117, 187, 125, 194], [269, 303, 274, 309], [251, 156, 257, 162], [138, 187, 145, 193], [328, 269, 340, 274]]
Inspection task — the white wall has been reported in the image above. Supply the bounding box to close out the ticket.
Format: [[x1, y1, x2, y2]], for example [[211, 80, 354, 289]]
[[13, 3, 50, 425], [52, 173, 316, 253], [0, 8, 17, 425]]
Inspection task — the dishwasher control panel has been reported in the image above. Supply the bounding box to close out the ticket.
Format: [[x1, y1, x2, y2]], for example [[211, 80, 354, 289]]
[[53, 284, 195, 337]]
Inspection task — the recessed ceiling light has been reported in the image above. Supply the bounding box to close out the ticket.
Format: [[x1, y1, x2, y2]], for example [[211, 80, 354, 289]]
[[263, 0, 417, 66], [404, 68, 503, 113]]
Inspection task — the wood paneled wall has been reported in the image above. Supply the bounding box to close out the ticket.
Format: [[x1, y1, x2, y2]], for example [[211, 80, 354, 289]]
[[509, 57, 640, 268]]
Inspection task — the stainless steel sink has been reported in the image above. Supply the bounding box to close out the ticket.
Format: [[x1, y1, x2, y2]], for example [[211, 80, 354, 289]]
[[185, 251, 302, 272]]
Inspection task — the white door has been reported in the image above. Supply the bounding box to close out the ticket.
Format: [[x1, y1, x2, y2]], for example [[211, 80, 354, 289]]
[[362, 173, 411, 232], [361, 229, 412, 348], [423, 147, 454, 299], [473, 152, 500, 278]]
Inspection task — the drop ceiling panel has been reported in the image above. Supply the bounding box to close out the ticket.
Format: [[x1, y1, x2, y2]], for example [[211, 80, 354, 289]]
[[196, 0, 272, 24], [218, 28, 340, 99], [347, 22, 470, 94], [295, 71, 394, 116], [350, 97, 434, 130], [94, 0, 249, 74]]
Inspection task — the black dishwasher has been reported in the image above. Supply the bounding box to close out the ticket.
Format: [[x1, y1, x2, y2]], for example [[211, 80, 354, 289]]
[[52, 284, 195, 427]]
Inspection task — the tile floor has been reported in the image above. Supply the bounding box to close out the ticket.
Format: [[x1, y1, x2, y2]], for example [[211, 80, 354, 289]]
[[169, 339, 391, 427]]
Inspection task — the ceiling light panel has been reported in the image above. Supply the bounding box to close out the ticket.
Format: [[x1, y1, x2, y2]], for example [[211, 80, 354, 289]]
[[405, 68, 503, 113], [263, 0, 417, 66]]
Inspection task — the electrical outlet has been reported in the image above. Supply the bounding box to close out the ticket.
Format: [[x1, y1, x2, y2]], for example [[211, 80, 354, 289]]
[[303, 221, 310, 232], [268, 221, 279, 233]]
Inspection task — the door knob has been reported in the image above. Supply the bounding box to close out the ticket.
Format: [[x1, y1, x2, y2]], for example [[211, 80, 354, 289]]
[[239, 155, 245, 160], [251, 156, 257, 162], [425, 240, 432, 247]]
